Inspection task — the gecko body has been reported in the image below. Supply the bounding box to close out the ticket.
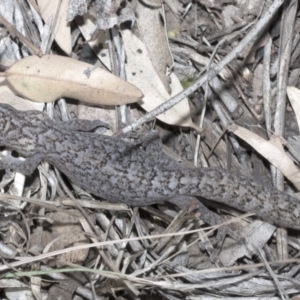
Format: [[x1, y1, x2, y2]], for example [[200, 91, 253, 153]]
[[0, 104, 299, 229]]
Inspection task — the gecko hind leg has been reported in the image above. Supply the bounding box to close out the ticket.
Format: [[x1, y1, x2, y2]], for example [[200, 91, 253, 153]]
[[55, 119, 110, 133], [169, 196, 244, 264]]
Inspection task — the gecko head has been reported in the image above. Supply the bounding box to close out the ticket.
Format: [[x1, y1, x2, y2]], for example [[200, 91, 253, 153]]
[[0, 104, 21, 134]]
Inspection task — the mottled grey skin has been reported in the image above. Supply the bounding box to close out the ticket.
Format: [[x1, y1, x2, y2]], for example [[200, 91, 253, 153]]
[[0, 104, 299, 229]]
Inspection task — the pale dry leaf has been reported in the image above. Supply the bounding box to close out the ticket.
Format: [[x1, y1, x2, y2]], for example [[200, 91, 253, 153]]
[[136, 1, 173, 93], [0, 80, 44, 111], [75, 103, 117, 133], [142, 0, 162, 8], [252, 63, 263, 104], [219, 220, 275, 266], [30, 210, 89, 267], [122, 29, 200, 131], [37, 0, 71, 55], [3, 279, 35, 300], [5, 55, 143, 105], [228, 124, 300, 190], [30, 277, 42, 300], [287, 86, 300, 131], [76, 11, 111, 69]]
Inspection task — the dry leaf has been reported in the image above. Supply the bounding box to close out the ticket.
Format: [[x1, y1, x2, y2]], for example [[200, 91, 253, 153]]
[[287, 86, 300, 130], [228, 124, 300, 190], [5, 55, 143, 105], [122, 29, 200, 131], [136, 1, 173, 93], [30, 210, 89, 267], [219, 220, 275, 266], [76, 11, 111, 69], [75, 103, 117, 133], [0, 80, 44, 111], [37, 0, 71, 55], [142, 0, 162, 7]]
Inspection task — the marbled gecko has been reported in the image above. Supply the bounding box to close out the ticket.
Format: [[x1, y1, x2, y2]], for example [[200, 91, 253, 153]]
[[0, 104, 299, 229]]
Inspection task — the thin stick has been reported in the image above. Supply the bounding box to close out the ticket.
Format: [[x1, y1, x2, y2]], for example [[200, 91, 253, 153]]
[[118, 0, 284, 135], [0, 13, 43, 57]]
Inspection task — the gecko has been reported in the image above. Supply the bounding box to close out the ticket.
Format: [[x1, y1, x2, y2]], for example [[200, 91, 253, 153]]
[[0, 103, 299, 230]]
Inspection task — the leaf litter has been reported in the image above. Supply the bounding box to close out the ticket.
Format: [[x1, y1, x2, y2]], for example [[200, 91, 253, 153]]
[[0, 0, 300, 299]]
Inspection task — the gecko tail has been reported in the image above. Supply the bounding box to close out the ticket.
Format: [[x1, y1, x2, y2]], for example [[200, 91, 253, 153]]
[[177, 167, 300, 230]]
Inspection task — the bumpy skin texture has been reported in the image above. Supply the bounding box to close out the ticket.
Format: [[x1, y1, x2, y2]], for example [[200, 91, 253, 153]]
[[0, 104, 300, 229]]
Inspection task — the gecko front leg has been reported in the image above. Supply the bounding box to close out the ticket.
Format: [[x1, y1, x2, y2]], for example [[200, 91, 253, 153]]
[[0, 153, 43, 176], [54, 119, 109, 132]]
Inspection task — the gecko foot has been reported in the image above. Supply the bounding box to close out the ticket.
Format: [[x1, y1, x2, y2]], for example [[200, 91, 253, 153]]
[[0, 153, 42, 176]]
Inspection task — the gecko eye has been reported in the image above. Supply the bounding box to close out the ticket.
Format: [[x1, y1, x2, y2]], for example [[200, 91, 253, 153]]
[[11, 151, 19, 158]]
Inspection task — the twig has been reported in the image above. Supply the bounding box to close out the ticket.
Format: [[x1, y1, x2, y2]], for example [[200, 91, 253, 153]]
[[274, 0, 298, 187], [118, 0, 284, 135], [263, 37, 272, 137], [273, 0, 298, 271], [0, 13, 43, 57]]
